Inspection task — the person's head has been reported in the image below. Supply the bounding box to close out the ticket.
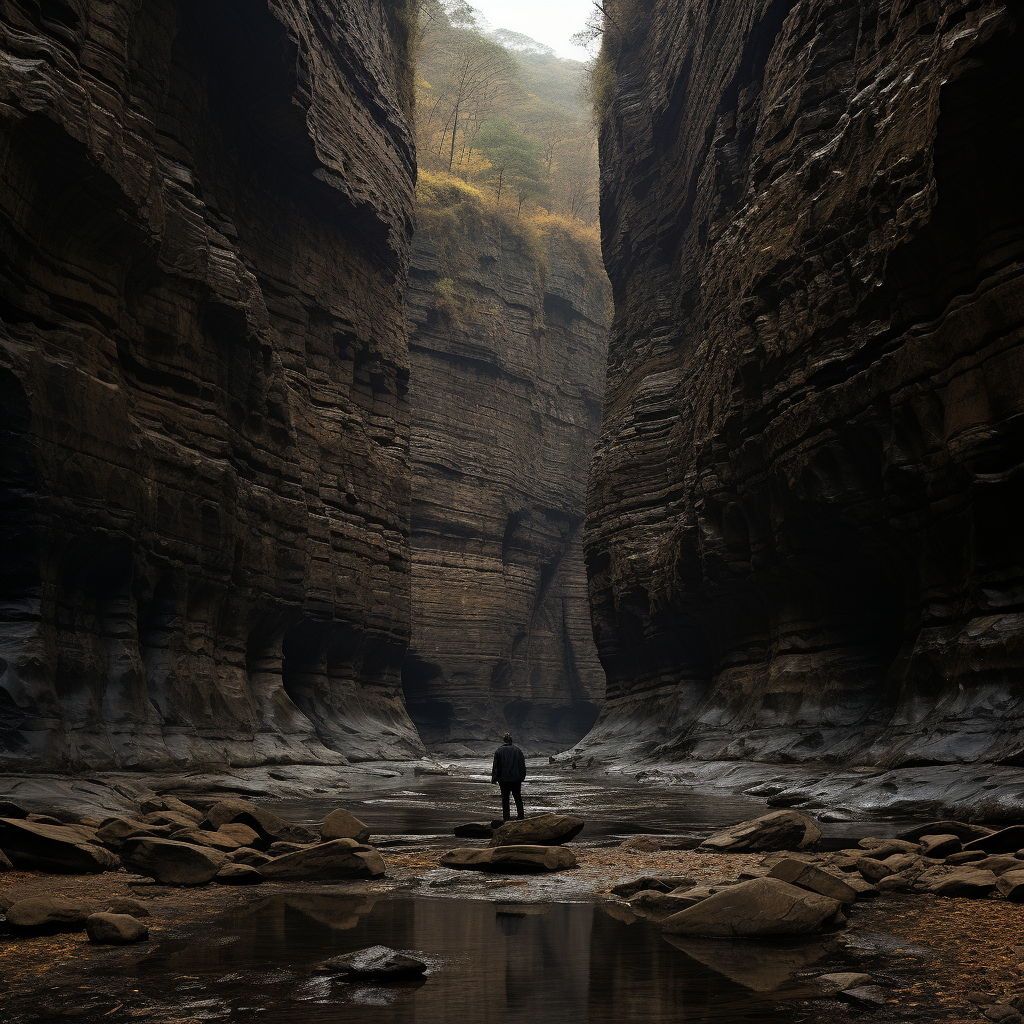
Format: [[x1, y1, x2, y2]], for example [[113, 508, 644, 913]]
[[503, 732, 513, 745]]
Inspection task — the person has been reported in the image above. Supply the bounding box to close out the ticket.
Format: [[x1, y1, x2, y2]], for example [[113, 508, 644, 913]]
[[491, 732, 526, 821]]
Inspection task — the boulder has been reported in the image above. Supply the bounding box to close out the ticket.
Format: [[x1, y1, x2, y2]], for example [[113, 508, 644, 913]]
[[948, 850, 988, 864], [202, 800, 316, 845], [267, 841, 313, 856], [106, 898, 150, 917], [86, 913, 149, 945], [214, 863, 263, 885], [858, 840, 919, 859], [139, 797, 204, 823], [217, 823, 262, 848], [928, 867, 998, 897], [965, 826, 1024, 855], [259, 839, 385, 881], [898, 821, 993, 843], [700, 811, 821, 853], [997, 871, 1024, 902], [856, 856, 896, 882], [816, 973, 873, 995], [843, 876, 879, 899], [120, 838, 228, 885], [453, 822, 495, 839], [0, 818, 118, 873], [489, 814, 585, 848], [95, 818, 160, 849], [840, 986, 890, 1007], [0, 801, 28, 819], [0, 848, 12, 871], [321, 809, 371, 844], [440, 845, 577, 873], [610, 875, 696, 898], [628, 889, 703, 914], [767, 859, 859, 903], [661, 877, 841, 937], [169, 829, 245, 852], [6, 897, 97, 933], [919, 834, 962, 858], [228, 847, 273, 867], [317, 945, 426, 978], [977, 855, 1021, 876], [141, 811, 199, 830]]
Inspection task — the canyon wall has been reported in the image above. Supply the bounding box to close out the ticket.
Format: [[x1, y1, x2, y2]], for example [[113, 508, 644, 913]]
[[0, 0, 424, 768], [585, 0, 1024, 765], [405, 181, 609, 754]]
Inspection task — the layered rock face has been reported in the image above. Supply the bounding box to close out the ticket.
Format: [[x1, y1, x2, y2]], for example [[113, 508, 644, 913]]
[[586, 1, 1024, 764], [405, 212, 609, 754], [0, 0, 424, 767]]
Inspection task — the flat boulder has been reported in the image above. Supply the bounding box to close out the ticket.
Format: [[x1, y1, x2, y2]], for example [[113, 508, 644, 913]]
[[202, 800, 315, 845], [170, 829, 245, 852], [139, 797, 204, 823], [996, 870, 1024, 902], [611, 875, 696, 898], [318, 945, 426, 978], [86, 913, 149, 945], [919, 834, 962, 858], [259, 838, 385, 881], [768, 859, 859, 903], [228, 847, 272, 867], [6, 897, 97, 933], [489, 814, 585, 848], [120, 838, 227, 885], [0, 818, 118, 873], [214, 863, 263, 885], [700, 811, 821, 853], [440, 845, 577, 873], [928, 867, 998, 897], [95, 818, 160, 849], [976, 855, 1020, 876], [321, 809, 371, 844], [965, 826, 1024, 856], [661, 877, 841, 938]]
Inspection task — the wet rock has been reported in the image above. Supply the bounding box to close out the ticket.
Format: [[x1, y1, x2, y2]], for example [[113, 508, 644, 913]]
[[767, 859, 858, 903], [898, 821, 993, 843], [489, 814, 585, 848], [321, 809, 371, 844], [965, 827, 1024, 855], [996, 870, 1024, 902], [611, 875, 696, 898], [919, 834, 962, 858], [0, 818, 118, 873], [928, 868, 998, 897], [839, 986, 890, 1007], [661, 877, 841, 938], [260, 839, 385, 881], [203, 801, 316, 846], [229, 847, 273, 867], [453, 822, 495, 839], [214, 863, 263, 885], [120, 838, 228, 886], [440, 846, 577, 873], [700, 811, 821, 853], [139, 798, 203, 824], [86, 913, 149, 945], [318, 945, 426, 978], [6, 897, 96, 934], [815, 973, 873, 995]]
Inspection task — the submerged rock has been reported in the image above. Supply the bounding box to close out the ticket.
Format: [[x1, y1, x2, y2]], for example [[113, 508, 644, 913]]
[[700, 811, 821, 853], [489, 814, 584, 848], [319, 945, 426, 978], [440, 845, 577, 873], [86, 913, 149, 945]]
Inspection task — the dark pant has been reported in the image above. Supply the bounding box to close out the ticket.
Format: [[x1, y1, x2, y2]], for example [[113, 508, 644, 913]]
[[499, 781, 524, 821]]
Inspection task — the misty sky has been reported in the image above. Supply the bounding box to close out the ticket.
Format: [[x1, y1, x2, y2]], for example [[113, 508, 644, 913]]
[[469, 0, 595, 61]]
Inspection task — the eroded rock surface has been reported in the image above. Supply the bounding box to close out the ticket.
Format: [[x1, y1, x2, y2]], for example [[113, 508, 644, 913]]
[[584, 1, 1024, 764], [0, 1, 423, 768]]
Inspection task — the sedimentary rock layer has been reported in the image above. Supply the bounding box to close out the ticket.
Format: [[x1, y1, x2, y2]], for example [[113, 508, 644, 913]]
[[0, 0, 424, 767], [405, 205, 609, 754], [585, 0, 1024, 764]]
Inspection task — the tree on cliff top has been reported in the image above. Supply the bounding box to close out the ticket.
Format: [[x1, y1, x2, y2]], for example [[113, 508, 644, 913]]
[[474, 117, 545, 214]]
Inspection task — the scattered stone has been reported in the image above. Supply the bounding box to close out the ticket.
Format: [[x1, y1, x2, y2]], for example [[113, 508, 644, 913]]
[[660, 877, 840, 937], [440, 845, 577, 873], [0, 818, 118, 873], [229, 847, 273, 867], [928, 867, 998, 897], [965, 826, 1024, 855], [898, 821, 993, 843], [318, 945, 426, 978], [120, 838, 228, 886], [839, 985, 890, 1007], [878, 869, 923, 893], [617, 836, 663, 852], [815, 973, 872, 995], [489, 813, 585, 848], [453, 822, 494, 838], [260, 839, 385, 881], [6, 897, 96, 934], [202, 800, 316, 845], [321, 809, 371, 844], [86, 913, 149, 945], [106, 898, 150, 917], [767, 859, 858, 903], [856, 856, 896, 883], [700, 811, 821, 853], [996, 870, 1024, 902], [918, 834, 962, 858], [214, 863, 263, 885], [611, 875, 696, 898], [982, 1006, 1024, 1023]]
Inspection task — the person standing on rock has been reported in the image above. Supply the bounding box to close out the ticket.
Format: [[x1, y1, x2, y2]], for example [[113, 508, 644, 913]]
[[491, 733, 527, 822]]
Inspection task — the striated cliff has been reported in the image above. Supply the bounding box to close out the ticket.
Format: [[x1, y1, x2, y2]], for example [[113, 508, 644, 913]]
[[404, 177, 609, 754], [0, 0, 424, 768], [585, 1, 1024, 765]]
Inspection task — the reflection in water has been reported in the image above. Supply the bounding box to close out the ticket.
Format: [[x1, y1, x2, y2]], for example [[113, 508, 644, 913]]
[[130, 896, 820, 1023]]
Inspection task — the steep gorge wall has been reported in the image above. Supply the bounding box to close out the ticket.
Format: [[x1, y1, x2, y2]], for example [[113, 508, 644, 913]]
[[0, 0, 424, 768], [405, 192, 609, 754], [585, 0, 1024, 765]]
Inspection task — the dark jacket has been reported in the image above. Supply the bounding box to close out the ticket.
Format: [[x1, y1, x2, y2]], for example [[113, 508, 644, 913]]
[[491, 743, 526, 784]]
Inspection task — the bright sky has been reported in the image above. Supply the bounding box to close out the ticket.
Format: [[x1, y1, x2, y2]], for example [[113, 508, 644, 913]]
[[470, 0, 595, 62]]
